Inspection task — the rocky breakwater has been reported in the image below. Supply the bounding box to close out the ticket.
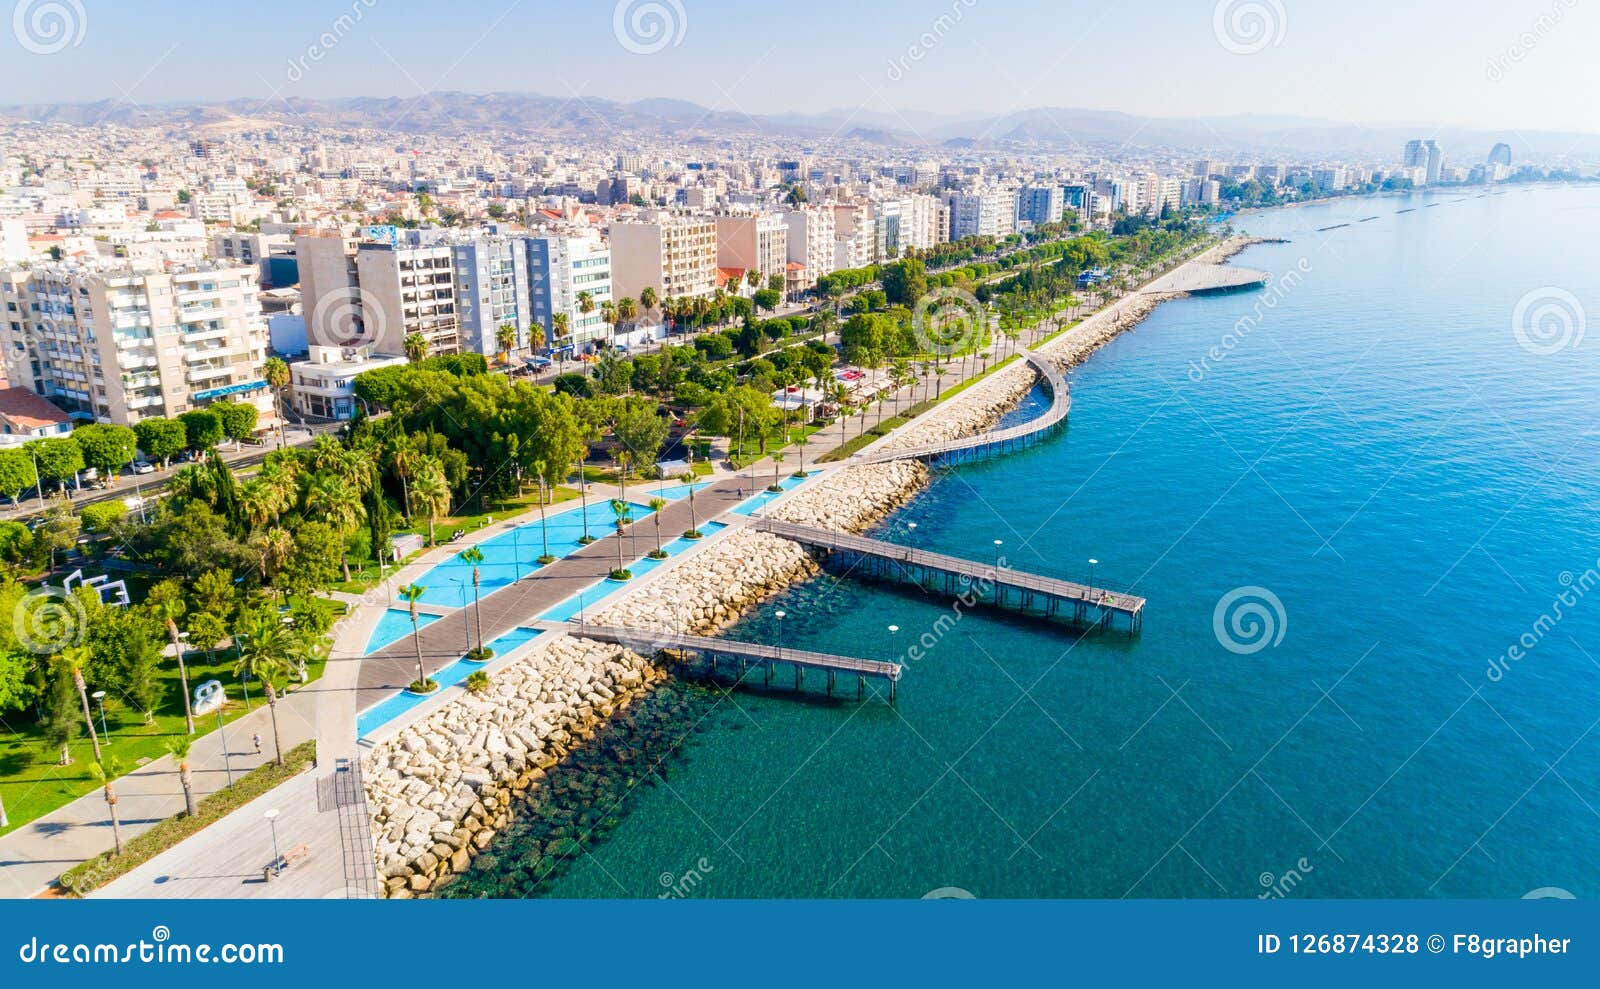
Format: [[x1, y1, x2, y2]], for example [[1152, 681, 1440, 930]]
[[363, 636, 664, 897], [589, 460, 929, 637]]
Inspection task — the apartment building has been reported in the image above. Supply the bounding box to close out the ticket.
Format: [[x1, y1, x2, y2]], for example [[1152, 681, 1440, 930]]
[[714, 213, 788, 283], [526, 233, 613, 351], [451, 236, 530, 356], [289, 344, 407, 420], [780, 206, 836, 281], [1015, 185, 1065, 228], [355, 242, 459, 356], [608, 213, 717, 302], [0, 259, 272, 427], [830, 203, 876, 269], [947, 189, 1016, 240]]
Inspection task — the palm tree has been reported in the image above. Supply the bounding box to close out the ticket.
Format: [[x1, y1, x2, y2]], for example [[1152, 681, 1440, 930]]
[[600, 300, 618, 343], [616, 297, 638, 331], [264, 356, 290, 449], [166, 736, 198, 817], [386, 435, 419, 521], [531, 459, 556, 565], [398, 584, 434, 692], [648, 497, 668, 558], [459, 545, 487, 659], [770, 453, 785, 492], [237, 478, 282, 531], [305, 473, 362, 581], [615, 450, 631, 502], [528, 321, 547, 357], [609, 499, 632, 578], [248, 526, 294, 587], [576, 458, 593, 544], [59, 645, 102, 764], [678, 473, 702, 538], [409, 458, 451, 546], [233, 609, 304, 766], [495, 323, 518, 364], [91, 754, 126, 855], [153, 595, 196, 735], [639, 286, 658, 317], [404, 333, 428, 364]]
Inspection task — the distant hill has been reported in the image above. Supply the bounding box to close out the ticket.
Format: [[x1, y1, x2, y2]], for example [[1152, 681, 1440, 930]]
[[2, 91, 1596, 162]]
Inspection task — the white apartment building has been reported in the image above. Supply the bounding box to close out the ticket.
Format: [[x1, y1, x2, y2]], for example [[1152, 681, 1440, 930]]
[[0, 260, 273, 427], [295, 229, 460, 356], [781, 206, 836, 281], [947, 189, 1016, 240], [715, 213, 788, 283], [831, 203, 876, 269], [608, 213, 717, 302], [527, 233, 613, 351]]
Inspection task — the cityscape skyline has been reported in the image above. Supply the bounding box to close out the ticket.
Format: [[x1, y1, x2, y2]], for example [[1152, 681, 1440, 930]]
[[0, 0, 1593, 137]]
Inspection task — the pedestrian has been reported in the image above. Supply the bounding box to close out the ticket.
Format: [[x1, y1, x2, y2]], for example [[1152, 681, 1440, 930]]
[[252, 732, 262, 755]]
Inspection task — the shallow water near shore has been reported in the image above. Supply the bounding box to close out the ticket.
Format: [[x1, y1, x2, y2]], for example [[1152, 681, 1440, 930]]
[[467, 185, 1600, 898]]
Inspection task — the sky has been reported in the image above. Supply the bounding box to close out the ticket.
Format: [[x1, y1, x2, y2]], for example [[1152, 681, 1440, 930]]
[[1, 0, 1593, 135]]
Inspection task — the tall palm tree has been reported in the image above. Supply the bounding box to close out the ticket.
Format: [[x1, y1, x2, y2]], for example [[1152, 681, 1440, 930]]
[[233, 609, 303, 766], [166, 736, 198, 817], [678, 473, 701, 538], [386, 435, 419, 521], [576, 458, 593, 544], [409, 458, 451, 546], [495, 322, 518, 364], [639, 286, 658, 317], [237, 478, 282, 531], [91, 754, 126, 855], [648, 497, 668, 558], [263, 356, 290, 449], [398, 584, 434, 692], [609, 499, 632, 577], [154, 594, 195, 735], [247, 526, 294, 588], [60, 645, 102, 763], [459, 545, 487, 659], [600, 300, 618, 343], [616, 297, 638, 331], [528, 321, 547, 357], [403, 333, 429, 364]]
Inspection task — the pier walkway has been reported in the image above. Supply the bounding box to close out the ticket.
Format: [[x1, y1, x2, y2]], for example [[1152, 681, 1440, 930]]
[[568, 624, 903, 700], [754, 518, 1146, 632], [854, 347, 1071, 466]]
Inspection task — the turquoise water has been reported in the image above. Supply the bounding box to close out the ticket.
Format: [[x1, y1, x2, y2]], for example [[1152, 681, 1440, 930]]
[[483, 185, 1600, 899], [412, 500, 659, 608], [365, 608, 441, 655]]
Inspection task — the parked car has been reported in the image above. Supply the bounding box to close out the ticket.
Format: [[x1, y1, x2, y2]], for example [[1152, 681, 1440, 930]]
[[130, 461, 156, 475]]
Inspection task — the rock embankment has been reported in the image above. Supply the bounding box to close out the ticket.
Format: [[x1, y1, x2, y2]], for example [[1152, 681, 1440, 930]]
[[364, 637, 663, 897]]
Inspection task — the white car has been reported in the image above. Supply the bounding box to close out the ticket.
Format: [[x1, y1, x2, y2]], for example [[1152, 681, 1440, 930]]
[[130, 461, 156, 475]]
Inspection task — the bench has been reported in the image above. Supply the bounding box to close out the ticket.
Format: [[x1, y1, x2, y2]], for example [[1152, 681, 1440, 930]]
[[263, 843, 310, 881]]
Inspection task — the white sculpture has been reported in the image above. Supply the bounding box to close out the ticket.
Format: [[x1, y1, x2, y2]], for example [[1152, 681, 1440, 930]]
[[193, 679, 225, 716]]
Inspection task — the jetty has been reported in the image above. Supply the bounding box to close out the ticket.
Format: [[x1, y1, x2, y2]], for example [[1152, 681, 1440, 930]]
[[754, 518, 1146, 633], [855, 347, 1070, 466], [1140, 261, 1270, 295], [568, 624, 903, 700]]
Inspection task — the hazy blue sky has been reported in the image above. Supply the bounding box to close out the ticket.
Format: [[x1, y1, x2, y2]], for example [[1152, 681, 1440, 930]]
[[1, 0, 1592, 134]]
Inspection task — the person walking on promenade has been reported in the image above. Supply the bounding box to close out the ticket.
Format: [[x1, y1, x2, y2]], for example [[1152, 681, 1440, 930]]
[[252, 732, 262, 755]]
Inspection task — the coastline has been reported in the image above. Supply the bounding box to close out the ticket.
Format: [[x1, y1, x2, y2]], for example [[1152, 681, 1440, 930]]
[[363, 234, 1248, 896]]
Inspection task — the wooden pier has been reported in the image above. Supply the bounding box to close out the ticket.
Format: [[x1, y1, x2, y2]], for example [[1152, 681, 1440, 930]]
[[567, 624, 903, 701], [754, 518, 1146, 633], [854, 347, 1071, 467]]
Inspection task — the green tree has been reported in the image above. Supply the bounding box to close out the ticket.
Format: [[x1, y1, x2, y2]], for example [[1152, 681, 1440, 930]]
[[178, 410, 224, 453], [0, 449, 37, 503], [612, 403, 669, 469], [210, 401, 258, 442], [166, 736, 198, 816], [91, 753, 128, 855], [25, 437, 84, 495], [398, 583, 434, 692], [71, 424, 137, 476], [133, 417, 188, 467], [263, 356, 290, 448], [459, 545, 488, 660]]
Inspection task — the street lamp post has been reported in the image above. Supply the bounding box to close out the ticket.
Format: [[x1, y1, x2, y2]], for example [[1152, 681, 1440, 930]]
[[216, 703, 234, 787], [91, 690, 107, 739], [993, 539, 1004, 574], [264, 808, 282, 876], [1088, 558, 1099, 597], [774, 610, 785, 659]]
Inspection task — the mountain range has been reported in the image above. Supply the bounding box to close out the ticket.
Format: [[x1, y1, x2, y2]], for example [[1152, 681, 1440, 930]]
[[4, 91, 1596, 162]]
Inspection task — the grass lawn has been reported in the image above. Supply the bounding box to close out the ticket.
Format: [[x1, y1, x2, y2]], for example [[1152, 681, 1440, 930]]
[[0, 645, 329, 838]]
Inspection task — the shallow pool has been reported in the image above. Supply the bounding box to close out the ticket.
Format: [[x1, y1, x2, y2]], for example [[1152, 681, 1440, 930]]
[[365, 608, 442, 655], [730, 474, 810, 516], [410, 499, 659, 608]]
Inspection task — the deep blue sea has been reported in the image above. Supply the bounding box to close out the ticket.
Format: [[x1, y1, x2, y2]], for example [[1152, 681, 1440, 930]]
[[468, 185, 1600, 899]]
